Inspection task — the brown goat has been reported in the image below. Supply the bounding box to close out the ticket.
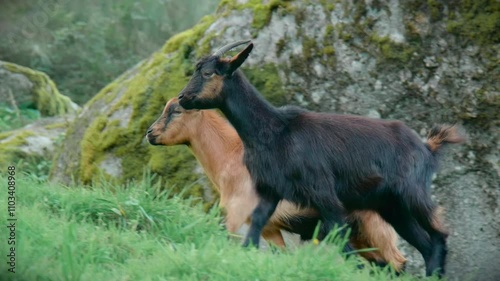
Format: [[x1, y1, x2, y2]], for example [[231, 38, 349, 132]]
[[146, 98, 407, 271]]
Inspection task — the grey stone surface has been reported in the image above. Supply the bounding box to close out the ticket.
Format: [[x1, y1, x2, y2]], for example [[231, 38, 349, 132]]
[[203, 1, 499, 279], [0, 115, 74, 169]]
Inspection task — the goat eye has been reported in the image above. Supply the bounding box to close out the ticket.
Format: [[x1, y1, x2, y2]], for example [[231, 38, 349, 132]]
[[202, 72, 215, 79]]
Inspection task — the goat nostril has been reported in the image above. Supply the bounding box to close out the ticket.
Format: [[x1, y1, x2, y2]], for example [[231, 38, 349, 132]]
[[178, 93, 184, 99], [147, 128, 153, 135]]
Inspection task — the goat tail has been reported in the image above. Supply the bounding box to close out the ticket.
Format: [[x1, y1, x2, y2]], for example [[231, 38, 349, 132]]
[[425, 124, 466, 153]]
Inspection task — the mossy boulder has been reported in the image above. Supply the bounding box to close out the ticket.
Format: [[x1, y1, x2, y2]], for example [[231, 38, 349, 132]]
[[0, 116, 74, 179], [0, 61, 80, 116], [51, 1, 498, 279], [49, 12, 290, 205]]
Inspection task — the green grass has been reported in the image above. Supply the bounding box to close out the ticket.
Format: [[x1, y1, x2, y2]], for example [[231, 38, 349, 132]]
[[0, 173, 431, 281], [0, 104, 41, 132]]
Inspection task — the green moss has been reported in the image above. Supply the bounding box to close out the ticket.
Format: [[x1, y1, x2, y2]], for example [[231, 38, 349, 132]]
[[404, 19, 421, 40], [79, 116, 106, 182], [79, 51, 199, 185], [198, 31, 218, 57], [446, 0, 499, 45], [218, 0, 293, 31], [334, 2, 424, 65], [251, 3, 274, 30], [370, 35, 415, 63], [302, 36, 318, 61], [294, 6, 308, 26], [2, 62, 77, 116], [427, 0, 444, 22], [319, 0, 335, 12], [252, 0, 291, 30], [0, 130, 35, 169], [244, 64, 287, 106], [323, 46, 335, 56], [0, 132, 11, 141], [162, 15, 216, 56], [336, 23, 353, 42], [44, 121, 70, 130], [325, 24, 335, 39], [469, 88, 500, 121], [322, 25, 336, 57], [353, 0, 367, 23], [0, 130, 34, 146], [275, 37, 287, 57], [404, 0, 499, 45]]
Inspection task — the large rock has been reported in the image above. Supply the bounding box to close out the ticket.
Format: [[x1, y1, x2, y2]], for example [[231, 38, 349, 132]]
[[0, 61, 79, 116], [51, 0, 499, 279], [0, 61, 79, 177], [0, 116, 74, 176]]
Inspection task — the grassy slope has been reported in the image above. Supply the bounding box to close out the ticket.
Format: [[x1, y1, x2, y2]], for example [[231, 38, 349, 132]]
[[0, 175, 430, 281]]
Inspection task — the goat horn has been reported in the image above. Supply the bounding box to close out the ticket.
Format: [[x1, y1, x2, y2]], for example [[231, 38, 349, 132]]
[[213, 40, 252, 57]]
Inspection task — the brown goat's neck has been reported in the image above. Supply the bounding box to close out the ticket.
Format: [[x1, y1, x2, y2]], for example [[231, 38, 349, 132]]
[[188, 111, 243, 191]]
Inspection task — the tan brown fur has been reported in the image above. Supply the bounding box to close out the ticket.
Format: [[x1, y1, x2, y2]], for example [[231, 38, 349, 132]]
[[348, 211, 407, 270], [426, 125, 466, 152], [199, 75, 224, 100], [431, 206, 448, 236], [147, 98, 407, 270]]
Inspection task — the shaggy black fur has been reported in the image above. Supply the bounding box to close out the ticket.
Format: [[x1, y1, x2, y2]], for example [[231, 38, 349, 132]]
[[178, 42, 463, 278], [282, 215, 319, 241]]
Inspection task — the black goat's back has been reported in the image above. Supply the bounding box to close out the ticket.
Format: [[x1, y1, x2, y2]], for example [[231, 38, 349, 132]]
[[244, 109, 437, 212]]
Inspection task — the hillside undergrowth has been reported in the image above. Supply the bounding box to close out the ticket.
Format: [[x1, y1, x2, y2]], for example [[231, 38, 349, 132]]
[[0, 174, 431, 281]]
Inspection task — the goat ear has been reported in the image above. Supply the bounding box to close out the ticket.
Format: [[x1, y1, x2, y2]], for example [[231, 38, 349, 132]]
[[226, 43, 253, 75]]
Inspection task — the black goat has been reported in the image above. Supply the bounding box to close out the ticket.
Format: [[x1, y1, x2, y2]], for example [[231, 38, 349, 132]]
[[177, 40, 465, 277]]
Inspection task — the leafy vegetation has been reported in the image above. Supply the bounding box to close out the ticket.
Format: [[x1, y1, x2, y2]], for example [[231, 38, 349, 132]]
[[0, 104, 41, 132], [0, 0, 219, 105], [0, 174, 434, 281]]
